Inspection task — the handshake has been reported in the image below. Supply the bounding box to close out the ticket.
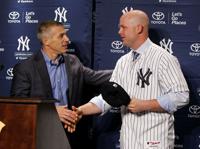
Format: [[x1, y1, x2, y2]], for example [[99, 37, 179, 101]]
[[56, 105, 83, 133], [55, 81, 133, 134]]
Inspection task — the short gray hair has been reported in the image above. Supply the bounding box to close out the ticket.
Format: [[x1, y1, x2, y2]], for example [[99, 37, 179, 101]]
[[37, 21, 63, 43]]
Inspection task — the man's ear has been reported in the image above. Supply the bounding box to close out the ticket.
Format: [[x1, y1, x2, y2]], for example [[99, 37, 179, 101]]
[[42, 37, 50, 46], [136, 24, 144, 34]]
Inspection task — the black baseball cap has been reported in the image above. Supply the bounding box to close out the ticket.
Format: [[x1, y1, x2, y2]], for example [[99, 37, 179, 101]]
[[100, 81, 130, 107]]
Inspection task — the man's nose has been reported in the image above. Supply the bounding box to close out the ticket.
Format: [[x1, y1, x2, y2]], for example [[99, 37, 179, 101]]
[[118, 28, 122, 35], [65, 35, 70, 43]]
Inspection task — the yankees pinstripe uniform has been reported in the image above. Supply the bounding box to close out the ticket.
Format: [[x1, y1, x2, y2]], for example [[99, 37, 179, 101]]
[[91, 38, 189, 149]]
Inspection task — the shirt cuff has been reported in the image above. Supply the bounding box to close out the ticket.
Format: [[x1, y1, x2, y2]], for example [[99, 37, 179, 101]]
[[157, 91, 189, 113], [89, 94, 111, 114]]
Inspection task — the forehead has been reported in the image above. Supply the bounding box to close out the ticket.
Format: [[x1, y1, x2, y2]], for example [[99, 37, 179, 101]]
[[49, 25, 65, 34], [50, 25, 64, 31], [119, 15, 132, 26]]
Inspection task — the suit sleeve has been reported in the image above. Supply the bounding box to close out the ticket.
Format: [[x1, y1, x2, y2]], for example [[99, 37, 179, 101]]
[[10, 63, 31, 97], [82, 66, 112, 85], [71, 55, 112, 85]]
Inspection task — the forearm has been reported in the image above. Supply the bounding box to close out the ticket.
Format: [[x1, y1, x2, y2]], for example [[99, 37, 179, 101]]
[[83, 66, 112, 85], [128, 98, 166, 113], [79, 102, 102, 115], [128, 91, 189, 113], [140, 99, 166, 112]]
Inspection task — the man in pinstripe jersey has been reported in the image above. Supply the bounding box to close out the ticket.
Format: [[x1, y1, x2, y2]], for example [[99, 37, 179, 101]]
[[73, 10, 189, 149]]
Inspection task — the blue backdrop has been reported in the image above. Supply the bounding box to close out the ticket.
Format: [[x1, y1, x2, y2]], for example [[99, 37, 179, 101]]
[[0, 0, 93, 95], [0, 0, 200, 149], [93, 1, 200, 149]]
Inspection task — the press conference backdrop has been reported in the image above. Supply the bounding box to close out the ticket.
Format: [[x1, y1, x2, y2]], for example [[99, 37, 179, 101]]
[[0, 0, 200, 149], [0, 0, 93, 95]]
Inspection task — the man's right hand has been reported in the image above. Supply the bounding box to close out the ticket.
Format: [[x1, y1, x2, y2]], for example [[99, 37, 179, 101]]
[[72, 106, 83, 121], [56, 105, 78, 132]]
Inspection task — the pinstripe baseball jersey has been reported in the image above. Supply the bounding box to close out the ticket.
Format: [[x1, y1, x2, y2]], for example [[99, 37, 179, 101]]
[[110, 38, 189, 149]]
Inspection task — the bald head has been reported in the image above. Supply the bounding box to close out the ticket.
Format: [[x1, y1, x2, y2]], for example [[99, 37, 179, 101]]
[[122, 10, 149, 31], [118, 10, 149, 49]]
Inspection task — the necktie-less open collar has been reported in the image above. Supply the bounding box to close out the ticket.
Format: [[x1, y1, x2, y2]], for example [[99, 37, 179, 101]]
[[50, 54, 64, 66]]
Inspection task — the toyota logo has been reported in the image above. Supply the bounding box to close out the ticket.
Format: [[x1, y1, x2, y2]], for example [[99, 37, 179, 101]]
[[111, 41, 123, 49], [190, 43, 200, 52], [152, 12, 165, 21], [9, 11, 20, 20], [189, 105, 200, 115], [7, 68, 13, 77]]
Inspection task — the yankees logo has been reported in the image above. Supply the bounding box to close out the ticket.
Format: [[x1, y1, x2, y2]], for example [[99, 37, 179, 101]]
[[137, 68, 152, 88]]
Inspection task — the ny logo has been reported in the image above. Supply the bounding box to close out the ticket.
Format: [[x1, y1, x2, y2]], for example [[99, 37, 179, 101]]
[[137, 68, 152, 88], [159, 38, 173, 54], [54, 7, 67, 22], [17, 36, 30, 51], [122, 7, 134, 14]]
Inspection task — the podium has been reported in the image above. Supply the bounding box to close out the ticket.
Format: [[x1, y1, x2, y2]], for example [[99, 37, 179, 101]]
[[0, 97, 71, 149]]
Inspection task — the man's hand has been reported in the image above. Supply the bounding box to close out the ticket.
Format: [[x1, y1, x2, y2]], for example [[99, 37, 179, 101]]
[[64, 106, 83, 133], [127, 98, 145, 113], [56, 105, 78, 133], [72, 106, 83, 122], [128, 98, 164, 113]]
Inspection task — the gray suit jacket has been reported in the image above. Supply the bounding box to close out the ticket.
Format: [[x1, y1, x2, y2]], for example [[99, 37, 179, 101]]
[[11, 50, 111, 107]]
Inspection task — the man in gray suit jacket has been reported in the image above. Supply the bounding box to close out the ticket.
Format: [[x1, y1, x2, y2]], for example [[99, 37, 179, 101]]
[[10, 21, 111, 149]]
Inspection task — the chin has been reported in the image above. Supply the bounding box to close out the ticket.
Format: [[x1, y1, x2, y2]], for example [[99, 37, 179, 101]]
[[122, 42, 128, 47], [62, 48, 67, 52]]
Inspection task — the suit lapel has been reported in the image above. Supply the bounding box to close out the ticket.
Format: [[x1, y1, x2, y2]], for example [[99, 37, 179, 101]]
[[34, 51, 53, 98]]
